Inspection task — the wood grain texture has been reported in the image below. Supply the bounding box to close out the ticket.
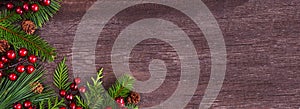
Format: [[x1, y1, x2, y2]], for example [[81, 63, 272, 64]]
[[39, 0, 300, 108]]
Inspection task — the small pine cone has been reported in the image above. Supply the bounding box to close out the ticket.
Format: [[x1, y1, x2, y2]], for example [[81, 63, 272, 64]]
[[127, 92, 140, 105], [0, 40, 10, 53], [22, 20, 36, 34], [31, 82, 44, 94]]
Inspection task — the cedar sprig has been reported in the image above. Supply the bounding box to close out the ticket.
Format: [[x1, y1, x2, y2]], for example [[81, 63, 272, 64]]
[[82, 68, 105, 109], [38, 97, 66, 109]]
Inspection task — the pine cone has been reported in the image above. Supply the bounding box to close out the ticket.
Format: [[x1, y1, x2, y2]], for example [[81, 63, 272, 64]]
[[31, 82, 44, 94], [22, 20, 36, 34], [0, 40, 10, 53], [127, 92, 140, 105]]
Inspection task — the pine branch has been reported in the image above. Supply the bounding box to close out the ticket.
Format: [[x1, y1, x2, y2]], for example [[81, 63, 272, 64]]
[[22, 0, 62, 27], [53, 58, 71, 90], [0, 65, 53, 108], [0, 10, 56, 61], [108, 74, 135, 99]]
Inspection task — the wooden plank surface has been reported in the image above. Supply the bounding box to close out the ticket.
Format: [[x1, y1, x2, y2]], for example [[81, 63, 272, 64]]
[[40, 0, 300, 108]]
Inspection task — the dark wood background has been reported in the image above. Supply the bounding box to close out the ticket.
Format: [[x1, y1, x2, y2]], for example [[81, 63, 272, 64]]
[[40, 0, 300, 108]]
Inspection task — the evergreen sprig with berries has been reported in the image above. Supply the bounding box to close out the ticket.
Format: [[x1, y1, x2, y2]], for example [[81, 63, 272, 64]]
[[0, 0, 62, 61], [53, 59, 140, 109], [0, 0, 63, 108]]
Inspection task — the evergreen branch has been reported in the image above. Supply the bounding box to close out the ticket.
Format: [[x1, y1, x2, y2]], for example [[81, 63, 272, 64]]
[[0, 24, 56, 61], [108, 74, 135, 99], [83, 68, 104, 109], [0, 65, 53, 108], [0, 13, 15, 23], [0, 10, 21, 23], [75, 95, 89, 109], [22, 0, 62, 27], [125, 104, 139, 109], [53, 58, 71, 90], [38, 97, 65, 109]]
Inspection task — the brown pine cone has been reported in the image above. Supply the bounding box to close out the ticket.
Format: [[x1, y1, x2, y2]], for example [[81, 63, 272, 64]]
[[22, 20, 36, 34], [127, 92, 140, 105], [0, 40, 10, 53], [31, 82, 44, 94]]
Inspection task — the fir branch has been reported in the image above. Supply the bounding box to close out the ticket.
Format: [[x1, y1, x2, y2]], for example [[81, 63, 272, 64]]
[[53, 58, 71, 90], [108, 74, 135, 99]]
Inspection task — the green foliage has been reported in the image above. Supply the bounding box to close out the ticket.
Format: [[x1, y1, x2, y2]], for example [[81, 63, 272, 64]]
[[0, 65, 54, 108], [75, 95, 89, 109], [38, 97, 65, 109], [53, 58, 71, 90], [22, 0, 62, 27], [125, 104, 139, 109], [53, 59, 138, 109], [108, 74, 135, 99], [0, 0, 62, 61], [82, 68, 105, 109]]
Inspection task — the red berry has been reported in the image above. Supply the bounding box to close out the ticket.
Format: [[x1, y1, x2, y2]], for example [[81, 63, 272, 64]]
[[16, 65, 25, 73], [27, 106, 33, 109], [66, 93, 73, 101], [18, 48, 28, 57], [69, 102, 76, 109], [59, 90, 66, 97], [70, 83, 78, 91], [6, 2, 14, 10], [13, 102, 22, 109], [119, 102, 125, 108], [8, 73, 17, 81], [40, 0, 51, 6], [59, 107, 67, 109], [7, 50, 16, 60], [75, 106, 83, 109], [23, 100, 32, 108], [74, 77, 81, 84], [23, 3, 29, 11], [0, 71, 3, 78], [105, 106, 112, 109], [28, 55, 37, 63], [78, 86, 86, 93], [16, 6, 23, 14], [30, 3, 39, 12], [26, 65, 35, 74], [0, 61, 4, 68], [2, 56, 8, 63], [115, 97, 124, 104]]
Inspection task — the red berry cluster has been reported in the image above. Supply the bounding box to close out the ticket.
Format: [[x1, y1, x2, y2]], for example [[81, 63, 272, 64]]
[[13, 100, 36, 109], [0, 48, 37, 81], [58, 77, 86, 109], [5, 0, 51, 15], [115, 97, 126, 108]]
